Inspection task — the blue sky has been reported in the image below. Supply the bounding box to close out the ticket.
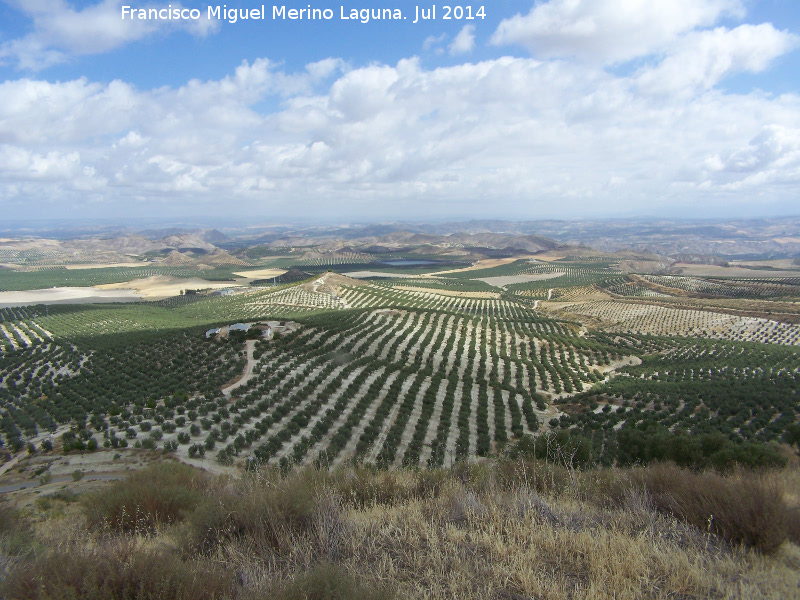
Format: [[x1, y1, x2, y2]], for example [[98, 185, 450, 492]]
[[0, 1, 799, 222]]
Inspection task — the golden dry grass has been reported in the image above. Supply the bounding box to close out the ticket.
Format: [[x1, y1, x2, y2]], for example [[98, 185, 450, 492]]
[[233, 268, 287, 278], [3, 461, 800, 600], [96, 275, 243, 298]]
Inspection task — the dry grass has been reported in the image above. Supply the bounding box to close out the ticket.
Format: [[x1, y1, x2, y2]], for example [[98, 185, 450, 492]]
[[3, 460, 800, 600], [82, 460, 212, 533], [256, 561, 395, 600], [0, 538, 237, 600], [618, 463, 793, 554]]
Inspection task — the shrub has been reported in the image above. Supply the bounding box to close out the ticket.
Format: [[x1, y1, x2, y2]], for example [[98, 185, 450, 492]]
[[272, 561, 394, 600], [628, 463, 794, 554], [0, 540, 236, 600], [0, 498, 33, 554], [506, 431, 594, 469], [325, 467, 413, 508], [184, 468, 324, 555], [188, 443, 205, 458], [82, 462, 210, 533]]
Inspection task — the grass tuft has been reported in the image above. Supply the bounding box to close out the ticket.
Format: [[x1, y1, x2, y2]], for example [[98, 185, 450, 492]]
[[269, 561, 394, 600], [82, 461, 211, 534], [614, 463, 796, 554], [0, 539, 237, 600]]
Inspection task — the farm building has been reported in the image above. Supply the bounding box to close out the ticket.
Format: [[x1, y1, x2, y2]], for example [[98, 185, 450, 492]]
[[229, 323, 250, 332], [205, 328, 220, 338]]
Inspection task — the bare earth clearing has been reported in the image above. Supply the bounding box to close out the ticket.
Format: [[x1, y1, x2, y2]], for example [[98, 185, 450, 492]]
[[97, 275, 243, 298], [674, 264, 800, 278], [233, 268, 287, 278], [0, 287, 142, 308]]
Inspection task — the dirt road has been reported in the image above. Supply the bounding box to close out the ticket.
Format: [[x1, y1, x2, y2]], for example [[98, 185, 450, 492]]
[[222, 340, 258, 397]]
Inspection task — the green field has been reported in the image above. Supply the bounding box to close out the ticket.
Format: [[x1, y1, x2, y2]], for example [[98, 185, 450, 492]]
[[1, 271, 796, 471], [0, 265, 252, 291]]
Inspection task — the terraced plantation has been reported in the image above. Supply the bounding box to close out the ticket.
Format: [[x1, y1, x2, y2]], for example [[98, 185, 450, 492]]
[[1, 253, 799, 471], [559, 334, 800, 466], [0, 280, 621, 466]]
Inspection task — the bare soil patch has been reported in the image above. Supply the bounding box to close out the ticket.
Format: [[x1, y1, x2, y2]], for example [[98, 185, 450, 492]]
[[97, 276, 243, 299], [233, 268, 287, 278], [0, 287, 142, 308], [674, 264, 800, 278]]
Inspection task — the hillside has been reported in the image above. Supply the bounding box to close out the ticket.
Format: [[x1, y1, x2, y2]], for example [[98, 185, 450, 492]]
[[1, 458, 798, 599], [1, 228, 800, 598]]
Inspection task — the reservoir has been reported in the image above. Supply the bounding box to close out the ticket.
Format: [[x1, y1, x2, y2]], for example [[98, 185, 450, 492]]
[[381, 260, 440, 266]]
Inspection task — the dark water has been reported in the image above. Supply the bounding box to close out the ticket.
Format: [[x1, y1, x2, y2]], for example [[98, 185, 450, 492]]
[[381, 260, 440, 266]]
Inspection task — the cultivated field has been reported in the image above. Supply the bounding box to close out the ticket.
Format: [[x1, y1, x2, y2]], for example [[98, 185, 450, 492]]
[[1, 254, 799, 472], [3, 227, 800, 600], [555, 299, 800, 345]]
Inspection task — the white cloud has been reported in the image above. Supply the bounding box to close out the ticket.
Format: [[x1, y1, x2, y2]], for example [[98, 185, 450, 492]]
[[1, 53, 799, 219], [0, 144, 84, 180], [491, 0, 743, 64], [700, 125, 800, 190], [423, 33, 447, 52], [305, 58, 347, 81], [449, 26, 476, 56], [0, 0, 218, 70], [636, 24, 799, 95]]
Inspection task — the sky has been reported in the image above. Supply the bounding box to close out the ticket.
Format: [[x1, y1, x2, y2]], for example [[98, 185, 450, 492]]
[[0, 0, 798, 223]]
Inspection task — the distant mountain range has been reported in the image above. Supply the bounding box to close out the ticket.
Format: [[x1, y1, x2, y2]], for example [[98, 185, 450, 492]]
[[1, 218, 799, 263]]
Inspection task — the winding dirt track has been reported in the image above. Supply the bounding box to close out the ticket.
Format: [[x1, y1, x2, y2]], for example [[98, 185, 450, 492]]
[[222, 340, 258, 397]]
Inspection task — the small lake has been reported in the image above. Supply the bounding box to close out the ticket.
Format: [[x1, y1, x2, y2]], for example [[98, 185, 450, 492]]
[[381, 260, 441, 267]]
